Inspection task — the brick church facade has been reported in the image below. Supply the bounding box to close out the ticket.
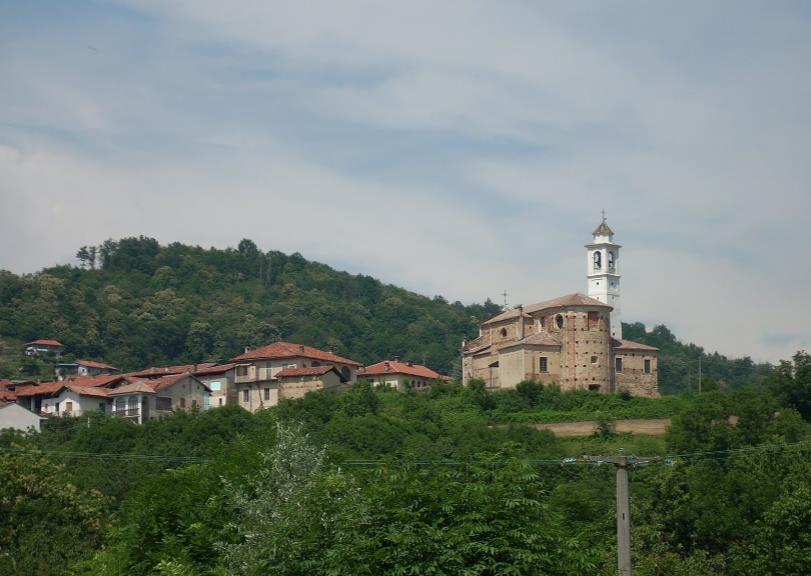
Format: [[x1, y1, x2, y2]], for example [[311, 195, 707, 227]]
[[462, 218, 659, 397]]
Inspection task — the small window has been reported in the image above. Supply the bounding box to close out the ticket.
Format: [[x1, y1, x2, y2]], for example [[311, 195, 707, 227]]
[[500, 327, 508, 337], [588, 384, 601, 391], [264, 388, 270, 401], [615, 357, 623, 373], [65, 401, 73, 413], [243, 389, 249, 403], [593, 251, 602, 271], [644, 359, 652, 374], [555, 314, 564, 329], [591, 356, 598, 365], [191, 399, 197, 409], [539, 357, 548, 373], [155, 397, 172, 411], [218, 398, 223, 406], [209, 381, 222, 391], [236, 366, 248, 377], [180, 397, 186, 409]]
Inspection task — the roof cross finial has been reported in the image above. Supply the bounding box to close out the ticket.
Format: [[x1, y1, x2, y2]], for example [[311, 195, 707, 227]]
[[601, 208, 606, 224], [502, 289, 509, 308]]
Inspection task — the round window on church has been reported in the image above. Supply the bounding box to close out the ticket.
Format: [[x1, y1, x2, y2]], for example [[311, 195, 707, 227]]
[[555, 314, 564, 329]]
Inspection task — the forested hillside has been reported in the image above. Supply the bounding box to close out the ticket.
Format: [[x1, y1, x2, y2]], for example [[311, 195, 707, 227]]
[[0, 236, 772, 391]]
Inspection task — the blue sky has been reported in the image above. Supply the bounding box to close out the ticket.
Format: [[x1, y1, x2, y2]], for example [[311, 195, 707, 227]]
[[1, 1, 810, 363]]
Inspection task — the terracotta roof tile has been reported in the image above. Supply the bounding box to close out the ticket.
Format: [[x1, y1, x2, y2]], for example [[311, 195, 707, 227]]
[[500, 332, 561, 349], [65, 385, 111, 398], [62, 374, 125, 388], [127, 363, 217, 378], [614, 339, 659, 352], [108, 381, 156, 395], [14, 382, 64, 397], [360, 360, 442, 380], [275, 366, 338, 378], [192, 363, 240, 376], [25, 339, 64, 347], [77, 360, 119, 371], [483, 293, 611, 325], [232, 342, 362, 367]]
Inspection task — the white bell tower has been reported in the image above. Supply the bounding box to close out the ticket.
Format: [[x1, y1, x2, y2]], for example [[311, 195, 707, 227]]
[[586, 211, 622, 339]]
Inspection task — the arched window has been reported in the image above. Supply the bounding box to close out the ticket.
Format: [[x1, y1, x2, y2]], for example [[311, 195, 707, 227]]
[[593, 251, 602, 271], [608, 251, 615, 271], [555, 314, 564, 329], [499, 327, 507, 338], [340, 366, 351, 381]]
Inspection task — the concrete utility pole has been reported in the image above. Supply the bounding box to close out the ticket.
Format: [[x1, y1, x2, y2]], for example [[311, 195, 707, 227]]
[[583, 453, 659, 576]]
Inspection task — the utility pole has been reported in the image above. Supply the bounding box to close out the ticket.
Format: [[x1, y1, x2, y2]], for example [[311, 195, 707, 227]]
[[583, 453, 659, 576]]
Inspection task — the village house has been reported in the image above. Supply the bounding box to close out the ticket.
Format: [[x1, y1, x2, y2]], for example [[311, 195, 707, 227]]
[[462, 218, 659, 397], [0, 401, 45, 432], [231, 342, 362, 412], [190, 363, 243, 408], [107, 373, 211, 424], [55, 359, 120, 381], [24, 339, 65, 357], [359, 359, 445, 391], [13, 372, 210, 421]]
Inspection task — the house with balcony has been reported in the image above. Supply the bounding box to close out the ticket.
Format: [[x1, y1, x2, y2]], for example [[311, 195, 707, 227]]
[[109, 373, 211, 423], [24, 339, 65, 357], [231, 342, 362, 412], [37, 383, 112, 417], [359, 359, 446, 391]]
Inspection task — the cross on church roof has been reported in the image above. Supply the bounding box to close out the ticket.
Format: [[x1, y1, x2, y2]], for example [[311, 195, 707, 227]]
[[593, 210, 614, 237]]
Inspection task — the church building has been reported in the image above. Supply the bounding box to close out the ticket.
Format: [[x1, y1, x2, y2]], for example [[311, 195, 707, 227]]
[[462, 217, 659, 397]]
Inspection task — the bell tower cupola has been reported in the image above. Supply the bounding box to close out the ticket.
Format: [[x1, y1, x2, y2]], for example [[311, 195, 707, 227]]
[[586, 211, 622, 339]]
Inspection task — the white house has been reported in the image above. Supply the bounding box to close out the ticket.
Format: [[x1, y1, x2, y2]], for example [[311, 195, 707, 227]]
[[0, 402, 45, 432]]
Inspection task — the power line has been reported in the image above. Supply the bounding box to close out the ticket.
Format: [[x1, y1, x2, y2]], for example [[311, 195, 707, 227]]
[[0, 446, 204, 463]]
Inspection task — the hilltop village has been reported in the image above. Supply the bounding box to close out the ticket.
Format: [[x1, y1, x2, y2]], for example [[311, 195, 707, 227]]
[[0, 218, 658, 428]]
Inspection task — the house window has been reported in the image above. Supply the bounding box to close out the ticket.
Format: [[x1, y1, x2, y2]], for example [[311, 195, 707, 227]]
[[588, 384, 601, 391], [65, 401, 73, 413], [264, 388, 270, 401], [644, 359, 652, 374], [99, 402, 106, 413], [591, 356, 598, 365], [539, 357, 548, 373], [236, 366, 248, 377], [500, 328, 507, 337], [341, 366, 351, 380], [155, 397, 172, 411], [555, 314, 564, 329], [127, 396, 138, 411], [615, 357, 624, 373], [243, 389, 249, 403], [209, 381, 222, 391], [180, 397, 186, 409], [191, 399, 197, 409]]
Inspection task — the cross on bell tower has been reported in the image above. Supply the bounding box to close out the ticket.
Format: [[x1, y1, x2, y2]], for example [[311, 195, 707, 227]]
[[586, 211, 622, 339]]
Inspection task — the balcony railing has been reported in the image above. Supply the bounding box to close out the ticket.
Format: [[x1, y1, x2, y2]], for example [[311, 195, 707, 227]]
[[112, 408, 140, 418]]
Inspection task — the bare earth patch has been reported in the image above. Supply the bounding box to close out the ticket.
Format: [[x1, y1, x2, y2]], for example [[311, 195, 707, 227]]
[[530, 418, 671, 437]]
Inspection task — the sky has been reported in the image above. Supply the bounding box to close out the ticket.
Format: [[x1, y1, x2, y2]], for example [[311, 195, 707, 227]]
[[1, 1, 810, 364]]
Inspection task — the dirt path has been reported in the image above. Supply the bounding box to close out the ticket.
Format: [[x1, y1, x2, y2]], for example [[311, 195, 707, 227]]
[[529, 418, 671, 437]]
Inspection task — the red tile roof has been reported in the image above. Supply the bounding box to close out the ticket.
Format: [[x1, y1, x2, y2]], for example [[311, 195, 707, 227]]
[[62, 374, 125, 388], [483, 293, 611, 325], [614, 339, 659, 352], [14, 382, 64, 397], [0, 380, 16, 402], [65, 385, 111, 398], [108, 381, 156, 395], [127, 363, 217, 378], [232, 342, 362, 367], [360, 360, 442, 380], [77, 360, 119, 371], [275, 366, 338, 378], [25, 339, 64, 348], [192, 363, 240, 376]]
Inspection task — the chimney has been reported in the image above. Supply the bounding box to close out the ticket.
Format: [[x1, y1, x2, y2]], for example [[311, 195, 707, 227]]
[[244, 346, 251, 354], [384, 361, 390, 371], [407, 360, 413, 367], [518, 305, 525, 339], [300, 345, 305, 353], [393, 356, 400, 363]]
